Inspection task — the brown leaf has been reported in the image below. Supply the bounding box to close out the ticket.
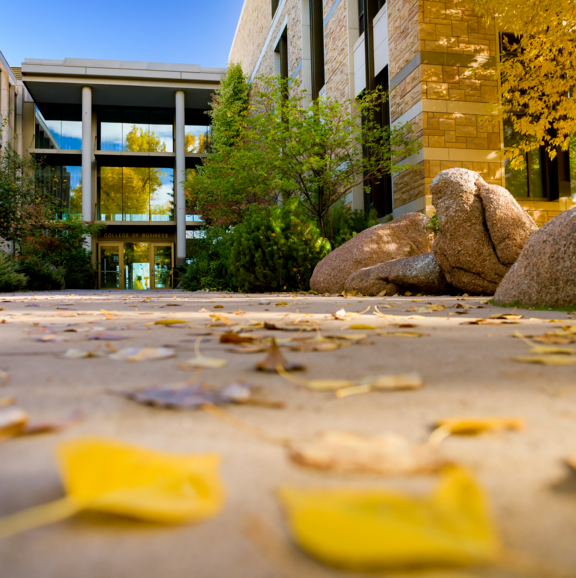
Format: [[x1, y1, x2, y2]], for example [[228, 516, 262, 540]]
[[490, 313, 524, 320], [255, 339, 305, 373], [0, 407, 28, 441], [21, 410, 82, 436], [219, 333, 254, 344], [288, 431, 448, 475], [461, 319, 519, 325]]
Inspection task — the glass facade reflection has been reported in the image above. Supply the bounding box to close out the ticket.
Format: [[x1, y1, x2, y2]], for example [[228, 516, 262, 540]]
[[35, 105, 82, 150], [98, 107, 174, 152], [37, 164, 82, 216], [98, 167, 174, 221], [185, 125, 211, 153]]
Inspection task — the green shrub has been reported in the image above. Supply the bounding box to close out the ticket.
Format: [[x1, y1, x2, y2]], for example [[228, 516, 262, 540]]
[[178, 227, 234, 291], [228, 198, 330, 292], [17, 257, 65, 291], [427, 212, 440, 235], [0, 252, 27, 292], [58, 247, 98, 289], [326, 201, 380, 248]]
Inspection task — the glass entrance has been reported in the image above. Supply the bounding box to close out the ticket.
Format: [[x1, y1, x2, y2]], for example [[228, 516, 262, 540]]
[[97, 242, 173, 289], [153, 245, 173, 288], [100, 245, 120, 288]]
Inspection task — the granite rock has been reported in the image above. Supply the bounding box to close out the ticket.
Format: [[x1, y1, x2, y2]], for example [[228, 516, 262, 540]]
[[431, 168, 538, 295], [310, 213, 434, 294], [344, 252, 453, 296], [494, 207, 576, 308]]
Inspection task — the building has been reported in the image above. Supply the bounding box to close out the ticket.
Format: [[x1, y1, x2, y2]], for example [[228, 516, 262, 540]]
[[1, 54, 224, 289], [229, 0, 576, 224]]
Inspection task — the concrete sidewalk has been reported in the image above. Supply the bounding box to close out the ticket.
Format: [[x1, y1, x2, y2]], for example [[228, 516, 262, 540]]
[[0, 290, 575, 578]]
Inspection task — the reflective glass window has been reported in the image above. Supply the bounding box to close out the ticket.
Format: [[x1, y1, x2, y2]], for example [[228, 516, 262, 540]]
[[35, 105, 81, 150], [99, 167, 123, 221], [150, 109, 174, 153], [184, 168, 203, 221], [124, 167, 150, 221], [151, 168, 174, 221], [185, 125, 211, 153], [99, 107, 123, 151], [36, 164, 82, 217], [123, 108, 150, 152], [98, 167, 174, 222]]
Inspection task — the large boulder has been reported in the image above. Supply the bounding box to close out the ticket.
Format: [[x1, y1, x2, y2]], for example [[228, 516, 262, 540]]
[[494, 207, 576, 308], [431, 168, 537, 294], [344, 252, 453, 296], [310, 213, 434, 294]]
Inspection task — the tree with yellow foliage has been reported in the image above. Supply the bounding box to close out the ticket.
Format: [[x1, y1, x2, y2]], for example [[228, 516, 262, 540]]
[[472, 0, 576, 167]]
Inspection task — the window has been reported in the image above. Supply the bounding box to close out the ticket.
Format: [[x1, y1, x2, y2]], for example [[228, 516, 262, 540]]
[[35, 105, 82, 150], [358, 0, 365, 35], [275, 29, 289, 80], [184, 168, 204, 221], [272, 0, 279, 17], [185, 126, 211, 153], [98, 107, 174, 152], [98, 167, 174, 221], [310, 0, 325, 98], [37, 163, 82, 216]]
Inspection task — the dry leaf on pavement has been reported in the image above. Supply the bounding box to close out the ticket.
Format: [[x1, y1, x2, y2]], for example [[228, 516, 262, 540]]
[[336, 372, 424, 398], [255, 339, 305, 373], [347, 324, 375, 330], [377, 331, 429, 338], [219, 333, 254, 344], [0, 407, 29, 442], [332, 308, 347, 320], [0, 438, 225, 540], [430, 417, 524, 445], [513, 355, 576, 366], [490, 313, 524, 320], [153, 319, 187, 326], [180, 338, 228, 369], [279, 467, 499, 570], [288, 431, 448, 475], [60, 349, 104, 359], [109, 347, 176, 362]]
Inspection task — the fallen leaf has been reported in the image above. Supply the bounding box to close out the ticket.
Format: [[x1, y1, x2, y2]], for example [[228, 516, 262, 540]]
[[32, 334, 66, 343], [255, 339, 305, 373], [88, 333, 128, 341], [110, 347, 176, 362], [289, 340, 350, 353], [180, 338, 228, 369], [22, 411, 82, 436], [219, 333, 254, 344], [0, 407, 29, 442], [153, 320, 187, 326], [332, 308, 347, 320], [198, 308, 208, 312], [209, 314, 237, 326], [228, 344, 269, 354], [279, 466, 499, 570], [114, 382, 253, 409], [461, 319, 519, 325], [60, 349, 103, 359], [0, 438, 225, 539], [513, 355, 576, 366], [213, 305, 224, 309], [431, 417, 524, 444], [289, 431, 448, 475], [347, 324, 375, 330], [336, 373, 424, 398], [490, 313, 524, 320], [275, 302, 289, 307], [377, 331, 429, 338], [528, 345, 576, 355]]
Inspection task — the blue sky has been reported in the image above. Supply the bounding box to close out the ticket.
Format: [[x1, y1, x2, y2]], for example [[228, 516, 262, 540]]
[[1, 0, 244, 68]]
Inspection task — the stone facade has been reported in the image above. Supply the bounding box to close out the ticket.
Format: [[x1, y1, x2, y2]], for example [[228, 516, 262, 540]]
[[230, 0, 574, 220]]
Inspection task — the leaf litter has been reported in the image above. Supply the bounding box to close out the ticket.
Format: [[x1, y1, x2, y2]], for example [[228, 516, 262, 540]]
[[179, 338, 228, 369], [255, 339, 304, 373]]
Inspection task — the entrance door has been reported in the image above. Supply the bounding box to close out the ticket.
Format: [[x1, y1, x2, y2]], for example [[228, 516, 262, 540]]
[[152, 244, 173, 289], [99, 244, 121, 289], [124, 242, 151, 290], [97, 242, 174, 289]]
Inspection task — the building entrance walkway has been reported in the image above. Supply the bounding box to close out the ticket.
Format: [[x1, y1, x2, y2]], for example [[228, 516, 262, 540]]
[[0, 290, 575, 576]]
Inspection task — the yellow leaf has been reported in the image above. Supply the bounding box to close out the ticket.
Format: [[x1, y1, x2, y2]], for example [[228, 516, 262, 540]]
[[337, 372, 424, 397], [180, 355, 228, 369], [490, 313, 524, 320], [0, 438, 224, 539], [0, 407, 29, 442], [279, 467, 499, 570], [153, 320, 186, 326], [513, 355, 576, 366], [347, 324, 375, 330], [377, 331, 429, 338], [434, 417, 524, 436], [305, 379, 355, 391], [275, 302, 289, 306], [528, 345, 576, 355]]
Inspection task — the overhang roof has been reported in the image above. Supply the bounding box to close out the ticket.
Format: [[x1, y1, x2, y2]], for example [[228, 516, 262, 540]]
[[21, 57, 225, 108]]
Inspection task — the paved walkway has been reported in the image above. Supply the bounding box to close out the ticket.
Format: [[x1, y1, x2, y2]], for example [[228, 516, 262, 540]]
[[0, 290, 575, 577]]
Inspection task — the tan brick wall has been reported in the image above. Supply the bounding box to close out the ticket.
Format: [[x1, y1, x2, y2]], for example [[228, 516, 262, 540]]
[[229, 1, 272, 74], [324, 0, 349, 102], [390, 66, 422, 122], [393, 161, 425, 208], [388, 0, 421, 79], [422, 111, 500, 149]]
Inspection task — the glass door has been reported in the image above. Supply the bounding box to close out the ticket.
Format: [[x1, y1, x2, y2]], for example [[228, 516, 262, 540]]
[[99, 244, 121, 288], [124, 242, 151, 290], [152, 244, 173, 288]]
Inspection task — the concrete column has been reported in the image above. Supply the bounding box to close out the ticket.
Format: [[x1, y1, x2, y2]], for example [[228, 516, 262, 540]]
[[175, 90, 186, 266], [81, 87, 92, 223]]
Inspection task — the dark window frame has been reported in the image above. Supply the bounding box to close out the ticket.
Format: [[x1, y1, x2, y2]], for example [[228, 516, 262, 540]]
[[310, 0, 325, 99], [272, 0, 279, 18]]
